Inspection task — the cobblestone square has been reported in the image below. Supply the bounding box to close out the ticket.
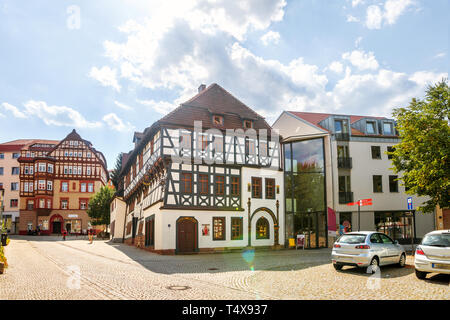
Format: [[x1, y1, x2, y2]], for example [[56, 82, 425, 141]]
[[0, 236, 448, 300]]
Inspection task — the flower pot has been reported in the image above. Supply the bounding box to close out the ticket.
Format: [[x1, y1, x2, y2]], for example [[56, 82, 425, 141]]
[[0, 262, 5, 275]]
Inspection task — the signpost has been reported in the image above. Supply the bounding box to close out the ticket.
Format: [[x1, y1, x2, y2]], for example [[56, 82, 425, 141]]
[[347, 198, 373, 231], [407, 197, 413, 210]]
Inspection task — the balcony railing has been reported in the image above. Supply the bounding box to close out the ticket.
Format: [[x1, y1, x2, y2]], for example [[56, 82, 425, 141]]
[[339, 191, 354, 204], [337, 157, 352, 169], [335, 133, 350, 141]]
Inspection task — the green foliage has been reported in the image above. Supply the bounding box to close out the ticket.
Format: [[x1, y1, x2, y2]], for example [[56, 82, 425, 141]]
[[87, 185, 115, 226], [110, 154, 123, 191], [388, 79, 450, 213], [0, 245, 7, 268]]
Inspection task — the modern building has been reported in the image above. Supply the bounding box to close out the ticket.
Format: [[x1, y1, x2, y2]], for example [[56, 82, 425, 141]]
[[112, 83, 283, 254], [17, 130, 108, 235], [273, 111, 435, 248], [0, 139, 58, 233]]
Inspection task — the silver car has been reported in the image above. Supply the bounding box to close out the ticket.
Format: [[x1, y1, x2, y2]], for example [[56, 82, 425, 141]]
[[331, 231, 406, 273], [414, 230, 450, 279]]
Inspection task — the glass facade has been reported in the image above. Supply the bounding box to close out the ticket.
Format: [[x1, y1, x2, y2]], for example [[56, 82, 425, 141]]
[[375, 211, 415, 244], [284, 138, 327, 248]]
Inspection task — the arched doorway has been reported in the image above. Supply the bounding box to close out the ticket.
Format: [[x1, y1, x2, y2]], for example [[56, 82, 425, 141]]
[[176, 217, 198, 254], [50, 214, 64, 234], [250, 207, 278, 246]]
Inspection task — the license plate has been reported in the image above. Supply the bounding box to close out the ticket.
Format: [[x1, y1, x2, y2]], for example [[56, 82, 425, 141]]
[[432, 263, 450, 270]]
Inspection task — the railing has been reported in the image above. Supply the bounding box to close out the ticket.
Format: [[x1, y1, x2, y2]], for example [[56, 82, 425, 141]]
[[337, 157, 352, 169], [335, 133, 350, 141], [339, 192, 354, 204]]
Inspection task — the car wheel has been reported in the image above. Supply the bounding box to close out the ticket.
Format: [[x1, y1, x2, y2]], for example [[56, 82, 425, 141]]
[[398, 253, 406, 268], [415, 269, 428, 280], [367, 257, 379, 274], [333, 263, 343, 271]]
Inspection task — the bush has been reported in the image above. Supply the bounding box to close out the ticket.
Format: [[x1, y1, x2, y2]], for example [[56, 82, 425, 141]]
[[5, 238, 10, 246]]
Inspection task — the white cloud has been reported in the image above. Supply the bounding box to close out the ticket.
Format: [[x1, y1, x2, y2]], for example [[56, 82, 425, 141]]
[[137, 99, 177, 115], [346, 15, 359, 22], [433, 52, 446, 59], [260, 31, 280, 46], [342, 50, 379, 71], [88, 66, 121, 92], [114, 100, 133, 111], [354, 36, 363, 48], [352, 0, 364, 7], [1, 102, 28, 118], [102, 113, 134, 132], [365, 0, 414, 29], [328, 61, 344, 74], [23, 100, 103, 128]]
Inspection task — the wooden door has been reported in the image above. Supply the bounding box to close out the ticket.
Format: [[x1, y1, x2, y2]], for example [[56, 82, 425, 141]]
[[443, 209, 450, 229], [177, 218, 197, 253]]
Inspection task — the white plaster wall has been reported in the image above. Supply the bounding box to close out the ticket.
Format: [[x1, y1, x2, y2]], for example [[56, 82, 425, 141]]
[[110, 198, 126, 240]]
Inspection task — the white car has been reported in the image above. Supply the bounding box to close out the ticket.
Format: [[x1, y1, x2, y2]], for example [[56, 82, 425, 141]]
[[414, 230, 450, 279]]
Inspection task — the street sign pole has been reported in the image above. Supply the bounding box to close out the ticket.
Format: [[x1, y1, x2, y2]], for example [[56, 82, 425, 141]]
[[358, 201, 360, 232]]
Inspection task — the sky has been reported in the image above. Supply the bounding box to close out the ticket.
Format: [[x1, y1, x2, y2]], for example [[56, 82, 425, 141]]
[[0, 0, 448, 168]]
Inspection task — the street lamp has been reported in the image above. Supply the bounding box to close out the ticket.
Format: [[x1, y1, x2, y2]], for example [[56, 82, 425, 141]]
[[0, 187, 4, 234]]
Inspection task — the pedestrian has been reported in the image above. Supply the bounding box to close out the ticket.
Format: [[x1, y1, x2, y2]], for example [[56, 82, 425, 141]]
[[62, 230, 67, 241], [88, 229, 93, 244]]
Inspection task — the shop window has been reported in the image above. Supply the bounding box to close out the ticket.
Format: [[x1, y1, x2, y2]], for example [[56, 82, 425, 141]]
[[256, 217, 270, 239], [339, 212, 352, 234], [251, 177, 262, 198], [231, 217, 243, 240], [213, 217, 225, 241]]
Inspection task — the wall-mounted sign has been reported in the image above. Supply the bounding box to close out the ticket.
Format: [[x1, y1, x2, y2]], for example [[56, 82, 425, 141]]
[[202, 224, 210, 236], [68, 214, 78, 218]]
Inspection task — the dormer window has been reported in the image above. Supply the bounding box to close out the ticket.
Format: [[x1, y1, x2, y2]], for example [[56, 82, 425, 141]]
[[366, 121, 376, 134], [334, 119, 348, 133], [213, 115, 223, 125], [383, 122, 393, 135], [244, 120, 253, 129]]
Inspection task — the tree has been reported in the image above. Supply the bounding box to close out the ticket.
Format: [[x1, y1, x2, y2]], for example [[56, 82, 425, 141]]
[[110, 153, 123, 190], [389, 79, 449, 213], [87, 185, 115, 227]]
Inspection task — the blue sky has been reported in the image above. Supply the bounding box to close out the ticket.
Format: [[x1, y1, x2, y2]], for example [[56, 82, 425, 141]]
[[0, 0, 448, 168]]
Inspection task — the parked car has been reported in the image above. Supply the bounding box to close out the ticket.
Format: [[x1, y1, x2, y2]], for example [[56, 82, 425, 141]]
[[331, 231, 406, 273], [414, 230, 450, 279]]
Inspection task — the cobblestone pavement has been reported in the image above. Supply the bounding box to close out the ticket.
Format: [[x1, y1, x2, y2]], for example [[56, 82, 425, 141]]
[[0, 236, 448, 300]]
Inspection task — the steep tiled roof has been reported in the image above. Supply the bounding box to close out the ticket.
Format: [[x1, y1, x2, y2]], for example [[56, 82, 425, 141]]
[[159, 83, 271, 131]]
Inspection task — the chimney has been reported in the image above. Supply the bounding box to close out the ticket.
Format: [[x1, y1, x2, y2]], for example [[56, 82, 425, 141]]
[[198, 84, 206, 93]]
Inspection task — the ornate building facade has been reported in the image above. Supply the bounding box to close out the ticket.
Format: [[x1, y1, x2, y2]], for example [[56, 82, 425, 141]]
[[113, 83, 284, 254], [18, 130, 108, 235]]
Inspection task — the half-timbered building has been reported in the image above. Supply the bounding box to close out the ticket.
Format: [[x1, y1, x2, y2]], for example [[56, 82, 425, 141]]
[[17, 129, 109, 235], [116, 83, 284, 254]]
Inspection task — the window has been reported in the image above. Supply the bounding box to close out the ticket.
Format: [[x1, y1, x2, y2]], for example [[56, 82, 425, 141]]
[[12, 153, 19, 159], [371, 146, 381, 159], [27, 200, 34, 210], [260, 141, 268, 157], [335, 119, 348, 133], [373, 175, 383, 193], [61, 182, 69, 192], [38, 163, 46, 172], [231, 217, 243, 240], [383, 122, 393, 135], [251, 177, 262, 198], [86, 167, 91, 175], [198, 174, 209, 195], [379, 233, 394, 244], [38, 180, 45, 190], [46, 199, 51, 209], [11, 167, 19, 175], [244, 120, 253, 129], [11, 182, 19, 191], [61, 199, 69, 209], [198, 134, 208, 151], [246, 139, 256, 155], [213, 217, 225, 240], [0, 183, 3, 189], [79, 199, 88, 210], [10, 199, 18, 207], [213, 115, 223, 125], [231, 176, 240, 196], [180, 173, 192, 194], [80, 183, 86, 192], [87, 152, 91, 158], [389, 175, 398, 192], [180, 132, 191, 149], [387, 146, 395, 160], [366, 121, 376, 134], [39, 198, 45, 208], [0, 167, 3, 175], [256, 217, 270, 239], [213, 136, 223, 153], [215, 175, 225, 195], [47, 181, 53, 191], [265, 178, 275, 199], [88, 183, 94, 193], [0, 153, 4, 159]]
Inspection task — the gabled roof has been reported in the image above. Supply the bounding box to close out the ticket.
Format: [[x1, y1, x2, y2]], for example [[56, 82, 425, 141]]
[[159, 83, 271, 131]]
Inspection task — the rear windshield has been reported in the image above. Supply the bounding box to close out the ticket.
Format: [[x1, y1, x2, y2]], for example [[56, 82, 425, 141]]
[[337, 234, 367, 244], [422, 234, 450, 247]]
